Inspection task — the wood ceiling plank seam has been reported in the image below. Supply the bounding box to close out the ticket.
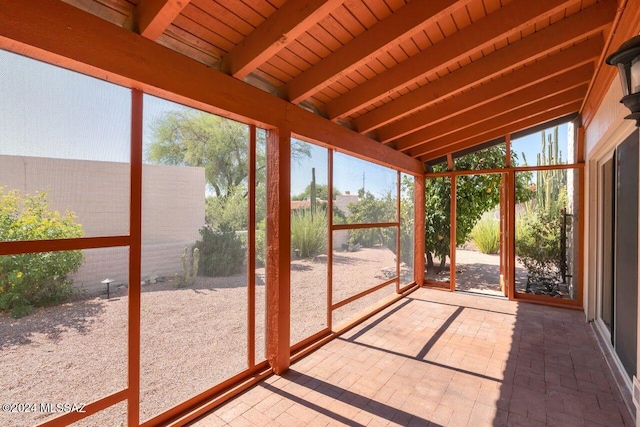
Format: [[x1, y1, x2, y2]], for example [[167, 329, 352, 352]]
[[417, 101, 582, 161], [385, 0, 407, 13], [390, 63, 595, 149], [451, 5, 472, 30], [343, 0, 379, 29], [317, 14, 355, 45], [266, 53, 303, 78], [423, 21, 445, 45], [437, 14, 459, 37], [274, 47, 312, 73], [295, 33, 332, 61], [251, 68, 286, 86], [466, 0, 486, 22], [284, 0, 472, 103], [64, 0, 129, 26], [202, 0, 263, 25], [387, 44, 410, 64], [193, 1, 255, 35], [330, 6, 366, 38], [156, 33, 220, 65], [305, 25, 343, 53], [347, 0, 614, 132], [97, 0, 134, 15], [240, 0, 277, 18], [173, 12, 237, 48], [326, 0, 583, 121], [182, 4, 245, 44], [409, 94, 585, 159], [286, 39, 323, 66], [166, 21, 227, 57], [259, 60, 296, 81], [411, 29, 432, 50], [362, 0, 392, 21], [397, 38, 420, 57]]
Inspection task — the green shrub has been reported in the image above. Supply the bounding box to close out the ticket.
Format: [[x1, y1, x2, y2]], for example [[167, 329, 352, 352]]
[[291, 209, 327, 258], [0, 188, 84, 318], [194, 226, 245, 276], [516, 208, 564, 278], [471, 217, 500, 254], [255, 220, 266, 266]]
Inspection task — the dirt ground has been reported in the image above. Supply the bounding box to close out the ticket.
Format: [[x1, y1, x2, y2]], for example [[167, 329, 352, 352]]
[[0, 246, 403, 427]]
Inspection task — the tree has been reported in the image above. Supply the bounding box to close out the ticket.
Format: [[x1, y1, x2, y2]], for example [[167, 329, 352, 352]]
[[146, 109, 310, 231], [425, 146, 534, 272], [0, 188, 84, 318], [292, 184, 341, 201], [346, 189, 396, 247]]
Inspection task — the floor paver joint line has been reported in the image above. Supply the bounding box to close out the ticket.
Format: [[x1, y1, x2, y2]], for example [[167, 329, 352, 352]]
[[192, 288, 635, 427]]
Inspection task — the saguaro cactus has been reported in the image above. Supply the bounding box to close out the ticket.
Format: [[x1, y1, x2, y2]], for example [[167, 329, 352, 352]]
[[535, 126, 566, 211]]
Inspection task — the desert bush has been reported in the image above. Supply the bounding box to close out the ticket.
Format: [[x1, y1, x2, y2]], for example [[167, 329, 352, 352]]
[[194, 225, 245, 277], [291, 209, 327, 258], [516, 208, 564, 278], [471, 216, 500, 254], [255, 220, 266, 266], [0, 188, 84, 318]]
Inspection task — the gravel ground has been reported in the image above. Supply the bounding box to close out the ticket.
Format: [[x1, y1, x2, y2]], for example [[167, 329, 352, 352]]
[[0, 247, 402, 427]]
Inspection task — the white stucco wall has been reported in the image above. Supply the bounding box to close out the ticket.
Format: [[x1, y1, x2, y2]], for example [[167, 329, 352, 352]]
[[0, 155, 206, 293]]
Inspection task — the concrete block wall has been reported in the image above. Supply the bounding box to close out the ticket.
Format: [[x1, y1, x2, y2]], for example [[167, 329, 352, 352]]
[[0, 155, 206, 294]]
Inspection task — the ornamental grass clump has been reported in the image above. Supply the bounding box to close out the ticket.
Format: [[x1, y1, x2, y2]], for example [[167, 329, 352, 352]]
[[471, 216, 500, 254], [290, 209, 327, 259]]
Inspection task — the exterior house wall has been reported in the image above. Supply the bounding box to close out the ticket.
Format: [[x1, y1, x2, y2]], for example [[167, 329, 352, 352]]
[[583, 74, 638, 422], [0, 155, 205, 293]]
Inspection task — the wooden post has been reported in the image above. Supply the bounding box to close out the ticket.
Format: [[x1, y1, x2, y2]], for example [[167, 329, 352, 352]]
[[450, 175, 456, 291], [266, 125, 291, 375], [128, 89, 143, 426], [248, 125, 256, 368], [327, 150, 334, 330], [414, 175, 426, 286]]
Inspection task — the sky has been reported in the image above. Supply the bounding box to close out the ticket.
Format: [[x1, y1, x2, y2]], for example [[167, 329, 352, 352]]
[[0, 48, 571, 197]]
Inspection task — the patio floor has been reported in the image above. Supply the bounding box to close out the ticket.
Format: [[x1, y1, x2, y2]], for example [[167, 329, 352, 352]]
[[191, 288, 634, 427]]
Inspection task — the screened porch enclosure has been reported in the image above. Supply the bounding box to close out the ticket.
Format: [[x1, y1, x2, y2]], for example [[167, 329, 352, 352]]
[[0, 0, 638, 425]]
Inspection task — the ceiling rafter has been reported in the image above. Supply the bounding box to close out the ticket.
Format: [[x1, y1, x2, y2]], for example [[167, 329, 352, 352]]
[[281, 0, 473, 104], [351, 0, 616, 134], [419, 101, 583, 162], [221, 0, 345, 79], [324, 0, 582, 121], [134, 0, 190, 40], [408, 86, 587, 159], [0, 0, 423, 176], [379, 37, 602, 146], [396, 65, 593, 153]]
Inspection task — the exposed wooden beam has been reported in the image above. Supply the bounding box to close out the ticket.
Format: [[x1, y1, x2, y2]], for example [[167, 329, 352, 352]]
[[383, 42, 600, 146], [418, 101, 582, 162], [135, 0, 190, 40], [0, 0, 423, 175], [283, 0, 471, 103], [352, 1, 616, 134], [221, 0, 344, 79], [580, 0, 640, 129], [395, 66, 592, 152], [325, 0, 580, 121], [408, 86, 587, 158]]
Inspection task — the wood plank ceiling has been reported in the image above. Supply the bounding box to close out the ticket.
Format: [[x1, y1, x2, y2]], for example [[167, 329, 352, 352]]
[[62, 0, 617, 163]]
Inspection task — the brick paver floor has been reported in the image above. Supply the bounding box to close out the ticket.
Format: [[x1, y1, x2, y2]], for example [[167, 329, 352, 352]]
[[191, 288, 634, 426]]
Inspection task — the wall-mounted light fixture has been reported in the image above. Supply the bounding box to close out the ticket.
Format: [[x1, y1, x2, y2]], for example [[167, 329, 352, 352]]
[[606, 35, 640, 126]]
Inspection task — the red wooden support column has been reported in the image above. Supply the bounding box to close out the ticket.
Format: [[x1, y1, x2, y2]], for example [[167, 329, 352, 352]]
[[128, 89, 143, 425], [266, 125, 291, 375], [414, 175, 426, 286]]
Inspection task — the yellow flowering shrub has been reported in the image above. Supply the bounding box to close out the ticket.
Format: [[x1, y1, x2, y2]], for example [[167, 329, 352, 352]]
[[0, 187, 84, 318]]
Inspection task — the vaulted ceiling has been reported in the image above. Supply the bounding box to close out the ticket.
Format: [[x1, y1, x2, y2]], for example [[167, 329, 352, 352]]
[[40, 0, 626, 161]]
